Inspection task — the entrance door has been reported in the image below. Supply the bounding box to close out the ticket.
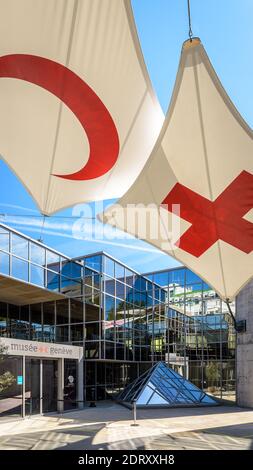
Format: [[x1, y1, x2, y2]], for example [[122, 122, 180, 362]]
[[25, 358, 57, 414], [42, 360, 57, 412], [25, 358, 40, 415]]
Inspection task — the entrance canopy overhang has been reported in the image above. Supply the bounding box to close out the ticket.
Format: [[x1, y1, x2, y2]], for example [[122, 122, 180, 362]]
[[0, 273, 66, 305]]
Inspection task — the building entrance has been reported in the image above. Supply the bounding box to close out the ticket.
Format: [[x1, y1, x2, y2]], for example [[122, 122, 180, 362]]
[[25, 358, 57, 415], [0, 337, 83, 418]]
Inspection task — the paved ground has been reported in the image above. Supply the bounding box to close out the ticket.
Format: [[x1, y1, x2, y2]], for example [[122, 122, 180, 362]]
[[0, 424, 104, 450], [0, 403, 253, 450]]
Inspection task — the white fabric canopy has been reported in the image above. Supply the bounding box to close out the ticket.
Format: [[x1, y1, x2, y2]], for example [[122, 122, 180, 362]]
[[0, 0, 163, 215], [100, 38, 253, 301]]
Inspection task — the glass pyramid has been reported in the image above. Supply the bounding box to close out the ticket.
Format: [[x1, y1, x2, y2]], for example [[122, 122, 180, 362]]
[[118, 362, 218, 408]]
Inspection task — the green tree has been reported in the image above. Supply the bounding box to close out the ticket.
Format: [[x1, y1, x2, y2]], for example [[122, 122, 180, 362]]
[[205, 361, 221, 391], [0, 345, 15, 393]]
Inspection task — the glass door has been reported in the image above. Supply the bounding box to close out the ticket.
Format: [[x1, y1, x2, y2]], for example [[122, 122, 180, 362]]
[[25, 358, 40, 415], [25, 358, 58, 415], [42, 360, 57, 413]]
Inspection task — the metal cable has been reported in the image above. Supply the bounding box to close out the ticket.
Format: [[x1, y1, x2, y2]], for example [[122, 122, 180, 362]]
[[187, 0, 193, 40]]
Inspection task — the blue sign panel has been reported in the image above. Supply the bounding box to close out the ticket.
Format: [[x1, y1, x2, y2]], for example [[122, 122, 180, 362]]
[[17, 375, 23, 385]]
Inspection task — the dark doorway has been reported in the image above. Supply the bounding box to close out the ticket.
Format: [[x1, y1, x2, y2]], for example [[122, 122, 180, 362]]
[[25, 358, 57, 414], [42, 360, 57, 412]]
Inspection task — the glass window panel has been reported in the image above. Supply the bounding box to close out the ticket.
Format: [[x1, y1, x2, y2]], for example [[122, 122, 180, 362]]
[[137, 386, 154, 405], [18, 305, 30, 340], [30, 304, 43, 341], [0, 302, 8, 337], [126, 287, 134, 304], [116, 298, 125, 318], [104, 256, 114, 277], [70, 324, 83, 342], [43, 301, 55, 325], [30, 264, 45, 287], [12, 256, 28, 282], [148, 392, 168, 405], [104, 276, 115, 295], [11, 234, 28, 259], [9, 305, 26, 339], [138, 292, 147, 307], [84, 286, 100, 305], [8, 304, 19, 321], [0, 228, 9, 252], [85, 255, 101, 272], [0, 251, 10, 275], [0, 356, 23, 416], [104, 295, 115, 321], [56, 325, 69, 342], [104, 341, 115, 359], [102, 320, 114, 341], [116, 281, 125, 300], [30, 304, 41, 323], [70, 299, 83, 323], [61, 260, 80, 279], [46, 270, 60, 291], [134, 277, 146, 292], [169, 268, 185, 287], [56, 299, 69, 324], [85, 341, 99, 359], [85, 322, 99, 340], [125, 270, 135, 286], [152, 272, 168, 288], [85, 304, 100, 322], [115, 262, 124, 281], [154, 287, 160, 301], [61, 277, 82, 296], [64, 359, 77, 409], [30, 243, 45, 266], [116, 342, 125, 360], [85, 268, 100, 289], [144, 273, 153, 282], [46, 251, 60, 272]]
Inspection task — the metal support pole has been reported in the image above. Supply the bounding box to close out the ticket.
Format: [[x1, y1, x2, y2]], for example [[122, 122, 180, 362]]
[[131, 399, 139, 427], [39, 359, 43, 415], [22, 355, 25, 418], [77, 357, 84, 409], [57, 358, 64, 413]]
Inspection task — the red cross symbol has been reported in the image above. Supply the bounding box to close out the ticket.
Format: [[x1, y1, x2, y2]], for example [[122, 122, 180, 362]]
[[161, 171, 253, 257]]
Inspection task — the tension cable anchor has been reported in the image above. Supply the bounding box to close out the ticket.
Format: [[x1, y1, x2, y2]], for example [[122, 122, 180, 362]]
[[187, 0, 193, 41]]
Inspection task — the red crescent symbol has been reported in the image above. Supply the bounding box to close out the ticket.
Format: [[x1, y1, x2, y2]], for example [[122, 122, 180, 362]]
[[0, 54, 120, 180]]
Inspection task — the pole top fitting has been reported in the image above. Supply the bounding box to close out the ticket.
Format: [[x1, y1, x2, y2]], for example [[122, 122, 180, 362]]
[[183, 37, 201, 50]]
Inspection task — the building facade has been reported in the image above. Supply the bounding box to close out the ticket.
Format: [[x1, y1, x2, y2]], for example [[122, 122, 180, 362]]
[[0, 223, 235, 418], [145, 268, 236, 400]]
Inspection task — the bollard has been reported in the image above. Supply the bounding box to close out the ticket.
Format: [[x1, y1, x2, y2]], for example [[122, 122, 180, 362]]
[[89, 387, 96, 407], [131, 399, 139, 426]]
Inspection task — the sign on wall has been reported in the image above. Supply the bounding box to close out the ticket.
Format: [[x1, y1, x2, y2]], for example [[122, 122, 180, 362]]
[[0, 337, 83, 360]]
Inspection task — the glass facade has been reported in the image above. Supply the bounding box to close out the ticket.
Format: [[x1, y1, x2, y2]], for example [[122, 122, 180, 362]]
[[0, 224, 82, 294], [145, 268, 236, 400], [0, 224, 236, 407]]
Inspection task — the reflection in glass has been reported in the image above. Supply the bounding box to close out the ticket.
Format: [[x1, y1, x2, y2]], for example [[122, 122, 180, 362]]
[[70, 299, 83, 323], [30, 243, 45, 266], [0, 251, 10, 275], [11, 234, 28, 259], [0, 229, 9, 252], [30, 264, 45, 287], [12, 257, 29, 282], [56, 299, 69, 324]]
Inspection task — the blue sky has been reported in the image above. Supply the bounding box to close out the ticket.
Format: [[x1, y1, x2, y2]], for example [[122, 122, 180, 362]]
[[0, 0, 252, 273]]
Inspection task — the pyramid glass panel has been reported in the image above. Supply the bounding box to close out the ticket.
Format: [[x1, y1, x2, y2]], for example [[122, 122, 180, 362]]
[[118, 362, 218, 408]]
